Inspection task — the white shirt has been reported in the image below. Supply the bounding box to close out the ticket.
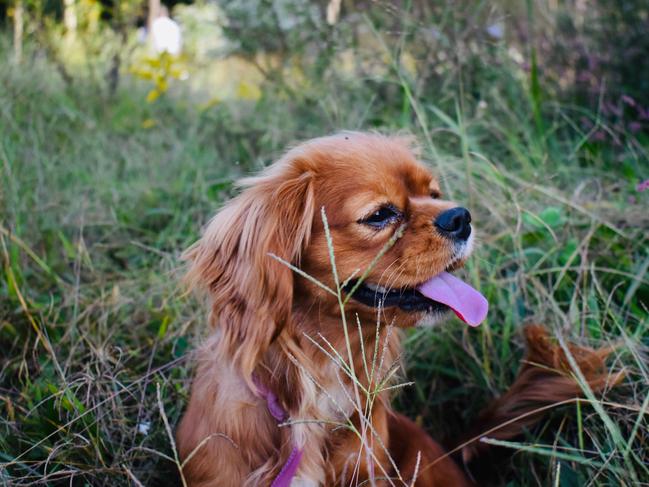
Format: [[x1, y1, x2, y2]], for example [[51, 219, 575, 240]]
[[151, 17, 182, 55]]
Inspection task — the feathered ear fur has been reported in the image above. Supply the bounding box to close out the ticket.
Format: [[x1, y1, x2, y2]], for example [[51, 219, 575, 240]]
[[183, 157, 315, 378]]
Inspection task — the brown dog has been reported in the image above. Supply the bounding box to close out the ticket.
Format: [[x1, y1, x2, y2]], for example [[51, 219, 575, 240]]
[[176, 132, 619, 486]]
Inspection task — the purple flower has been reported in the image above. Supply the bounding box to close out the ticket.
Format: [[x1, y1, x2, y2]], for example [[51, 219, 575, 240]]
[[621, 95, 636, 107], [486, 23, 504, 39], [637, 179, 649, 192], [592, 130, 606, 141], [606, 101, 623, 118], [629, 121, 643, 133], [638, 106, 649, 120]]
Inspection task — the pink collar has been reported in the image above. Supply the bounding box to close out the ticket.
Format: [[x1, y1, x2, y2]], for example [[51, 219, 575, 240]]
[[254, 377, 303, 487]]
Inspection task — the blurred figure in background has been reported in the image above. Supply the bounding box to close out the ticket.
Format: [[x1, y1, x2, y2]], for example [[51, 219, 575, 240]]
[[150, 6, 182, 55]]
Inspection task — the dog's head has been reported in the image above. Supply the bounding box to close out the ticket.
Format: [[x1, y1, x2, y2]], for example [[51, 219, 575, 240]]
[[186, 132, 487, 374]]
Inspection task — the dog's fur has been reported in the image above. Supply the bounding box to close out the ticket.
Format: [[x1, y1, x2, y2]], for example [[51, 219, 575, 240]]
[[176, 132, 620, 486]]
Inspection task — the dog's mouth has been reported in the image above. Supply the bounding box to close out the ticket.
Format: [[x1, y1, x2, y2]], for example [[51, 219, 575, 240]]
[[343, 271, 488, 327]]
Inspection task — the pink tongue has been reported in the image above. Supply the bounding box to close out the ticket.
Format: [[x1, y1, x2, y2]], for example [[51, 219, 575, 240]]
[[417, 272, 488, 327]]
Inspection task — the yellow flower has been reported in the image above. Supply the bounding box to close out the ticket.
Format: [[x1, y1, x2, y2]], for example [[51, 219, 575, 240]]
[[236, 81, 262, 101]]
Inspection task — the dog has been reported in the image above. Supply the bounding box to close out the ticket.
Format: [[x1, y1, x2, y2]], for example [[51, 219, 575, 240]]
[[176, 132, 620, 486]]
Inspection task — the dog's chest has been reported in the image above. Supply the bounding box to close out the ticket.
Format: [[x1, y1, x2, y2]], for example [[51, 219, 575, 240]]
[[315, 363, 357, 419], [290, 478, 319, 487]]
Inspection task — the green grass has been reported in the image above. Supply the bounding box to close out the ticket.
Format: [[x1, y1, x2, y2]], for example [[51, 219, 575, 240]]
[[1, 29, 648, 486]]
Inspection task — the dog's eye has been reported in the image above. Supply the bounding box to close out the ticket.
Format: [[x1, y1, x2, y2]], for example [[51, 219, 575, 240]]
[[430, 189, 441, 199], [359, 205, 401, 228]]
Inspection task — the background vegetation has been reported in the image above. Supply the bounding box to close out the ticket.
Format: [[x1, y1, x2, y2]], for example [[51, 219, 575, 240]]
[[1, 1, 647, 485]]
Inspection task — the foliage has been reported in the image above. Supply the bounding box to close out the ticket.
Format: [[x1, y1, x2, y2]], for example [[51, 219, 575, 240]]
[[130, 52, 188, 103], [541, 0, 649, 145]]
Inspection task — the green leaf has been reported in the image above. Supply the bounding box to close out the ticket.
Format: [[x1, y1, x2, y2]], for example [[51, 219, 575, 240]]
[[539, 206, 564, 228], [157, 315, 170, 339], [174, 336, 189, 358]]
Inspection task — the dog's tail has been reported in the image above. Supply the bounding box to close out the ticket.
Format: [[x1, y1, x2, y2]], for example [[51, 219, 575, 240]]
[[458, 325, 624, 466]]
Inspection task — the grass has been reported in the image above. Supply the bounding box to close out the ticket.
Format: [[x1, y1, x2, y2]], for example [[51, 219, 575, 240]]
[[1, 20, 648, 486]]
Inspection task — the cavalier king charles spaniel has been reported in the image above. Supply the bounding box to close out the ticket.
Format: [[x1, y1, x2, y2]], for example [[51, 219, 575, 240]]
[[176, 132, 619, 486]]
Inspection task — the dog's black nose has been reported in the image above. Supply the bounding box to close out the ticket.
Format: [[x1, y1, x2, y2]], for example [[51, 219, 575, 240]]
[[434, 207, 472, 241]]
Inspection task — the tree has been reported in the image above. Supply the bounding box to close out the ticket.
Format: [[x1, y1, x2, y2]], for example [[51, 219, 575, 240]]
[[13, 0, 23, 63]]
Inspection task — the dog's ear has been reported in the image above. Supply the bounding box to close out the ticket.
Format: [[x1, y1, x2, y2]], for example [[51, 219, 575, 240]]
[[184, 160, 315, 377]]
